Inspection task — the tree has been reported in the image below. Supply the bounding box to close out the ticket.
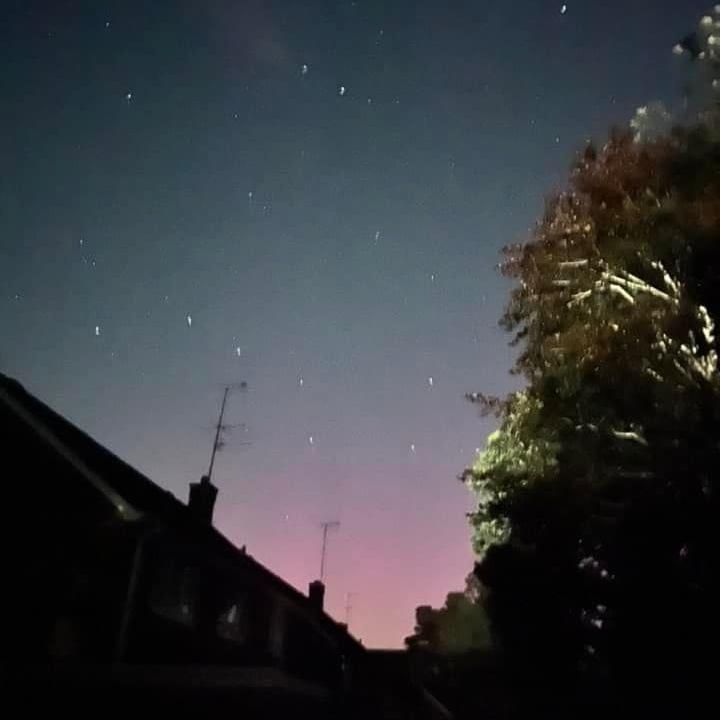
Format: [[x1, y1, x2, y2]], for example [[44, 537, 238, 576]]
[[405, 579, 491, 654], [464, 8, 720, 710]]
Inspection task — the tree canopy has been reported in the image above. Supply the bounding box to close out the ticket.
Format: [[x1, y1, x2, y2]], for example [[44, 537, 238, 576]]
[[464, 8, 720, 706], [405, 579, 491, 654]]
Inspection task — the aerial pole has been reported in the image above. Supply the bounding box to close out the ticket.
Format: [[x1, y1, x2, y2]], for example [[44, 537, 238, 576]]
[[207, 386, 230, 481], [319, 520, 340, 582], [344, 592, 355, 628], [207, 382, 249, 482]]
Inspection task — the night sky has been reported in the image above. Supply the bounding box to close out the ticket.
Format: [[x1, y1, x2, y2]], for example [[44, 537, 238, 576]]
[[0, 0, 708, 647]]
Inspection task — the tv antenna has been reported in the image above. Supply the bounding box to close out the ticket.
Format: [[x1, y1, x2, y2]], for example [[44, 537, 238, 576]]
[[344, 592, 356, 628], [319, 520, 340, 582], [207, 382, 250, 482]]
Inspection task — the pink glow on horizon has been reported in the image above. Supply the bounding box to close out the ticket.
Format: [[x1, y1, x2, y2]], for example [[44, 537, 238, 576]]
[[212, 460, 476, 648]]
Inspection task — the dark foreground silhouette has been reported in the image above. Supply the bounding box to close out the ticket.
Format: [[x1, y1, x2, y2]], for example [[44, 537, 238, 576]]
[[2, 373, 449, 719]]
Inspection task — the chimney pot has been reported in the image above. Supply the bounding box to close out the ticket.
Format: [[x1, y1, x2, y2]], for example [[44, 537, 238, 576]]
[[308, 580, 325, 612], [188, 475, 218, 525]]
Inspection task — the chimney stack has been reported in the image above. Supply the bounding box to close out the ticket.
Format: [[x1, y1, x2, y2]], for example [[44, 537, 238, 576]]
[[188, 475, 218, 525], [308, 580, 325, 612]]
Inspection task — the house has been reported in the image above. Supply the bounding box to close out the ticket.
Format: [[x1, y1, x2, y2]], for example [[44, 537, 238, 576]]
[[1, 373, 450, 719]]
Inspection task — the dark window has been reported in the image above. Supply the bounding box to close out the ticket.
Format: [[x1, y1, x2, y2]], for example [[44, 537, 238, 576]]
[[148, 560, 198, 626], [216, 595, 249, 644]]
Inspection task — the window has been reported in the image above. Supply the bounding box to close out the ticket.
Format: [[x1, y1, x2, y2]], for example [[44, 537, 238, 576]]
[[216, 596, 249, 643], [148, 560, 198, 627]]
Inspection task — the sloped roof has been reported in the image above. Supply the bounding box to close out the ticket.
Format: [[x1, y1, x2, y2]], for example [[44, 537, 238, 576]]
[[0, 372, 362, 652]]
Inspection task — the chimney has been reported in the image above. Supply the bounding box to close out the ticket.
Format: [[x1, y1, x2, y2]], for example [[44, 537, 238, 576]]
[[188, 475, 218, 525], [308, 580, 325, 612]]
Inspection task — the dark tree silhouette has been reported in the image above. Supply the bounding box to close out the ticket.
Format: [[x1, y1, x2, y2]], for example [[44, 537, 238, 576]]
[[405, 584, 490, 654], [464, 10, 720, 715]]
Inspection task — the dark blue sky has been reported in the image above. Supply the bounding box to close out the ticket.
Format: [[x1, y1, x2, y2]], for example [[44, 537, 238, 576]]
[[0, 0, 708, 646]]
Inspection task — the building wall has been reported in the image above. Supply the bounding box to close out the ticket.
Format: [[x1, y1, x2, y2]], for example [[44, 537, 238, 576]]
[[6, 405, 133, 662], [126, 528, 346, 692], [4, 398, 352, 705]]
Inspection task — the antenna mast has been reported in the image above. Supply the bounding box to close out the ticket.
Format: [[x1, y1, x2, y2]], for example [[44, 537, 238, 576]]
[[344, 592, 355, 628], [207, 382, 249, 482], [319, 520, 340, 582]]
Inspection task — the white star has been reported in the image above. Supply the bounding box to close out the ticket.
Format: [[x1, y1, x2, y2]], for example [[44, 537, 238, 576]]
[[430, 273, 436, 282], [428, 377, 434, 387], [236, 346, 242, 357], [298, 376, 304, 387], [410, 443, 416, 453], [95, 325, 100, 337], [186, 314, 192, 328], [105, 21, 111, 28], [374, 230, 381, 243], [126, 91, 133, 102], [560, 4, 568, 14], [301, 63, 309, 75], [339, 85, 346, 96], [308, 435, 314, 446]]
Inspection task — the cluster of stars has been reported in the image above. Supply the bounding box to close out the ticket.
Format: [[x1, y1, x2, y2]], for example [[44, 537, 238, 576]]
[[120, 27, 403, 113], [57, 15, 456, 467]]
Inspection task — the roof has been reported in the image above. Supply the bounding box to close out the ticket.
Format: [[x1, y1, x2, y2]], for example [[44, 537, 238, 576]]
[[0, 372, 362, 652]]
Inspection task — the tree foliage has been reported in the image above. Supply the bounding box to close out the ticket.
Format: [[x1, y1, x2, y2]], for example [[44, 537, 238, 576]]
[[465, 8, 720, 704], [405, 582, 491, 654]]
